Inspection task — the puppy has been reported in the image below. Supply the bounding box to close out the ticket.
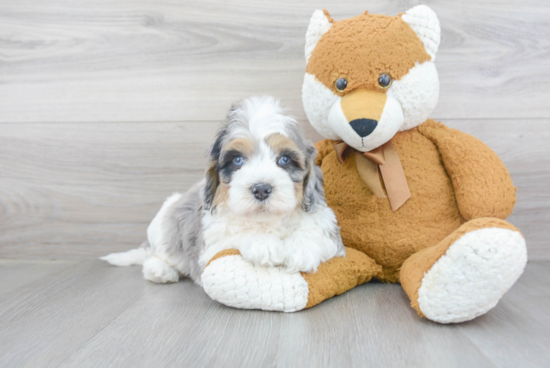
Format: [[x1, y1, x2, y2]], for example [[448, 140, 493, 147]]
[[102, 96, 345, 284]]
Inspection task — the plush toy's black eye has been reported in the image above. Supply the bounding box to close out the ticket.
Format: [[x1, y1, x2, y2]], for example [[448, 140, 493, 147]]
[[335, 78, 348, 92], [233, 156, 244, 166], [378, 74, 392, 89], [278, 155, 291, 166]]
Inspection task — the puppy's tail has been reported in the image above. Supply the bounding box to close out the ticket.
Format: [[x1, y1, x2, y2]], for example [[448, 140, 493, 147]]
[[100, 242, 149, 266]]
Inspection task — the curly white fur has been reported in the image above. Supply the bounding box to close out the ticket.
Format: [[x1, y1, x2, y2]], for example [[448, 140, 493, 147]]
[[200, 203, 343, 273], [102, 96, 344, 290]]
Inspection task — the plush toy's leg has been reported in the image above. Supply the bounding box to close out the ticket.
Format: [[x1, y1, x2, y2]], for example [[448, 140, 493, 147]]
[[201, 247, 382, 312], [400, 218, 527, 323]]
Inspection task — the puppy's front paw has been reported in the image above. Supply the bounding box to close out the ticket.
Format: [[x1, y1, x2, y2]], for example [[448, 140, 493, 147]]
[[239, 234, 285, 268], [283, 235, 322, 273]]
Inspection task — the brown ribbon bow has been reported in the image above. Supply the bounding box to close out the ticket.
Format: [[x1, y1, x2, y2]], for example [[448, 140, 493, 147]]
[[334, 140, 411, 211]]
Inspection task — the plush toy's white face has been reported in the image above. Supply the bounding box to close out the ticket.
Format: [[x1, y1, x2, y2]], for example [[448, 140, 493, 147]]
[[302, 5, 441, 152]]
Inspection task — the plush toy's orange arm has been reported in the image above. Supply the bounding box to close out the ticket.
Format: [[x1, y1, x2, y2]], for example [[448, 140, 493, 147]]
[[201, 247, 382, 312], [417, 120, 516, 220], [301, 247, 383, 309]]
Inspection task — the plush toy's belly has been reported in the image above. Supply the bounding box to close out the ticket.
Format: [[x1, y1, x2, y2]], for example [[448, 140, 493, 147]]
[[320, 129, 463, 282]]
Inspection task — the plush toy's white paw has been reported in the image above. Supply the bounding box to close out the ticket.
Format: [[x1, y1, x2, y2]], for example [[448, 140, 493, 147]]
[[418, 228, 527, 323], [201, 254, 309, 312], [142, 257, 179, 284]]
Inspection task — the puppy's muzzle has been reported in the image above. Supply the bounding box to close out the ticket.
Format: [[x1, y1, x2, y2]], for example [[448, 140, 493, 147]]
[[252, 183, 272, 201]]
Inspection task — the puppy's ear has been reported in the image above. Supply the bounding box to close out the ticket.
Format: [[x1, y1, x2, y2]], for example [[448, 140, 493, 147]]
[[302, 144, 326, 213], [204, 128, 226, 211]]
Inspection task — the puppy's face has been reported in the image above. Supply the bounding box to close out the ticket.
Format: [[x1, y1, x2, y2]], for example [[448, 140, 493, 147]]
[[218, 134, 306, 217], [204, 96, 324, 219]]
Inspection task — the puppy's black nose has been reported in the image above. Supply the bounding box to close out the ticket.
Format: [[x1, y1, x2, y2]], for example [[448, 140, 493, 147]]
[[350, 119, 378, 137], [252, 183, 272, 201]]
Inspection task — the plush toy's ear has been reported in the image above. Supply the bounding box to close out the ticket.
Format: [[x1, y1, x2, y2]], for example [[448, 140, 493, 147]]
[[305, 10, 333, 63], [400, 5, 441, 60]]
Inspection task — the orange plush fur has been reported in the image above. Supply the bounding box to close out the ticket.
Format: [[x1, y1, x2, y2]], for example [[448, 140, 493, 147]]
[[307, 12, 431, 96], [315, 121, 517, 283], [203, 7, 525, 321], [303, 8, 522, 317]]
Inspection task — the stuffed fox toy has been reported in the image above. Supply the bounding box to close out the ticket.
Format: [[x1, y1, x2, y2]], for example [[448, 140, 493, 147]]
[[201, 5, 527, 323]]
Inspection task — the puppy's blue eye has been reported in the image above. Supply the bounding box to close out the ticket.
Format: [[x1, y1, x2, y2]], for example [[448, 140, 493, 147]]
[[233, 156, 244, 166], [278, 155, 291, 166]]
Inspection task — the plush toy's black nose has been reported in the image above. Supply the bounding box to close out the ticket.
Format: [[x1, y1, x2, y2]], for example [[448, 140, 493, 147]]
[[350, 119, 378, 137], [252, 183, 272, 201]]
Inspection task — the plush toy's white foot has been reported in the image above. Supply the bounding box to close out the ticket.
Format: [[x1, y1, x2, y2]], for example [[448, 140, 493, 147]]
[[142, 256, 179, 284], [417, 228, 527, 323], [201, 253, 309, 312]]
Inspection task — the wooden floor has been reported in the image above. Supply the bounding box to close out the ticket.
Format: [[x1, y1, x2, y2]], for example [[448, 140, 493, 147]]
[[0, 259, 548, 368]]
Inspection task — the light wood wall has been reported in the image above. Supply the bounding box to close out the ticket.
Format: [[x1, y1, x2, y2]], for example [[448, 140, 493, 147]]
[[1, 0, 548, 260]]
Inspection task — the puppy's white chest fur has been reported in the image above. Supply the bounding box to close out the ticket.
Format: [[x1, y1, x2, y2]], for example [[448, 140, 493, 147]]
[[206, 210, 297, 240], [199, 206, 343, 273]]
